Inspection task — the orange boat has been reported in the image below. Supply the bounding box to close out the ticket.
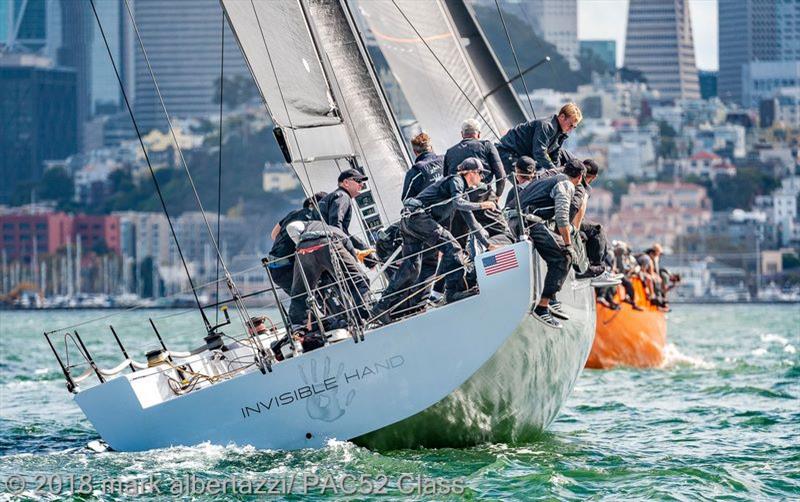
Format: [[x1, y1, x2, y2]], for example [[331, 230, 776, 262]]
[[585, 277, 667, 369]]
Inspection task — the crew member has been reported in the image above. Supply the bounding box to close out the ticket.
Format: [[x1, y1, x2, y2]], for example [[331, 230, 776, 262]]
[[401, 133, 443, 201], [372, 158, 498, 322], [504, 156, 537, 237], [286, 219, 370, 348], [318, 169, 370, 252], [571, 159, 618, 285], [517, 158, 586, 328], [265, 192, 326, 295], [504, 157, 537, 210], [496, 103, 582, 174], [444, 118, 512, 245]]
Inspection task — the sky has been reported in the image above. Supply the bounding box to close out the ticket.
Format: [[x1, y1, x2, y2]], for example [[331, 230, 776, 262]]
[[578, 0, 719, 71]]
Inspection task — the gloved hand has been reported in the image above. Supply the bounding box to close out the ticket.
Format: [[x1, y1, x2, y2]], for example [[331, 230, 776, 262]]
[[359, 250, 380, 269], [563, 244, 579, 263]]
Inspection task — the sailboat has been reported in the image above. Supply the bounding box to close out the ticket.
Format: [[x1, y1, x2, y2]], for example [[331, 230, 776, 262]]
[[44, 0, 595, 452], [350, 0, 595, 447], [587, 278, 668, 369]]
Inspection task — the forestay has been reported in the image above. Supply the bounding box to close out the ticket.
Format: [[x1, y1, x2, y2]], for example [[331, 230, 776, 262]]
[[354, 0, 527, 153], [221, 0, 410, 224]]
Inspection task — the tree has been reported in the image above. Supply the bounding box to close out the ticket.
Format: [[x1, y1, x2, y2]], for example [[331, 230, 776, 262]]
[[618, 66, 648, 84], [657, 121, 678, 159], [212, 75, 259, 109], [708, 168, 781, 210], [39, 167, 75, 205]]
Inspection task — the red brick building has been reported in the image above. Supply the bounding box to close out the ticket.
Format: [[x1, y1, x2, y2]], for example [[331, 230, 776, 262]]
[[1, 212, 120, 262]]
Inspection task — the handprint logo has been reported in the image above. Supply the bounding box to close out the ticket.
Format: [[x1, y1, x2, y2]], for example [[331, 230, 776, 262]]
[[298, 356, 356, 422]]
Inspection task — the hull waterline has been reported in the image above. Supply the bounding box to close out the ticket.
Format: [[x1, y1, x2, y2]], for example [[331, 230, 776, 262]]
[[356, 273, 596, 449]]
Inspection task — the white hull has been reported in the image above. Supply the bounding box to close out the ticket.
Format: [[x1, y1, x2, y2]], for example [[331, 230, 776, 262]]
[[74, 242, 535, 451], [355, 274, 596, 449]]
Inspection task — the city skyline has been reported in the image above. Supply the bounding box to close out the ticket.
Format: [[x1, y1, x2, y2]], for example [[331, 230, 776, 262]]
[[578, 0, 718, 71]]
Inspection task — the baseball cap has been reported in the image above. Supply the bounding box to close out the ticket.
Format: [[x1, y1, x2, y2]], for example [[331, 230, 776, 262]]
[[514, 156, 536, 175], [456, 157, 488, 174], [337, 169, 368, 183]]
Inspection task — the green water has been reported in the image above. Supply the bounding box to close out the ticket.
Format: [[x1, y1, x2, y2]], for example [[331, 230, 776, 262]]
[[0, 305, 798, 500]]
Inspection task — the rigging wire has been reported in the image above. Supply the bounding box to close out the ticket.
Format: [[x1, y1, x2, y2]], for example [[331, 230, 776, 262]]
[[493, 0, 536, 120], [121, 0, 266, 358], [87, 0, 211, 331], [215, 12, 225, 324], [249, 2, 358, 333], [389, 0, 500, 140]]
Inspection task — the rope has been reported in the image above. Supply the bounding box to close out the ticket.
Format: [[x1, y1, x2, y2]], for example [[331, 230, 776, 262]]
[[123, 0, 266, 361], [215, 11, 225, 324], [88, 0, 212, 331], [493, 0, 536, 119]]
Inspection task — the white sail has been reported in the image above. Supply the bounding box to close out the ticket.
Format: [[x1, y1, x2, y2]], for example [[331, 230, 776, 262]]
[[354, 0, 527, 153], [221, 0, 410, 225]]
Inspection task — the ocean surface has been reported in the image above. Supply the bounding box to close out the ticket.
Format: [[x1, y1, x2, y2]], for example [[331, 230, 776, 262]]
[[0, 304, 798, 500]]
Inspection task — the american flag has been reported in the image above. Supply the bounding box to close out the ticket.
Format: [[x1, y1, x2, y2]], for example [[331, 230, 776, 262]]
[[482, 249, 518, 276]]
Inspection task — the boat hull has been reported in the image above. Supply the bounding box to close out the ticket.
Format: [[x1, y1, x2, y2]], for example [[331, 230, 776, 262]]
[[74, 242, 539, 451], [354, 272, 596, 449], [586, 279, 667, 369]]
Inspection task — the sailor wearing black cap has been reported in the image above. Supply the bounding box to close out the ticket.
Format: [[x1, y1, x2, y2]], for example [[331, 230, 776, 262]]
[[504, 156, 537, 212], [318, 169, 374, 257], [265, 192, 327, 296], [517, 158, 586, 328], [371, 158, 498, 322]]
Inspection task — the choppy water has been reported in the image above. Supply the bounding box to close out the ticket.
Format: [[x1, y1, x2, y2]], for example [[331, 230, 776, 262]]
[[0, 305, 798, 500]]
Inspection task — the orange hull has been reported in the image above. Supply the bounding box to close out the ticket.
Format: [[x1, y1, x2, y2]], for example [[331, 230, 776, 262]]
[[585, 278, 667, 369]]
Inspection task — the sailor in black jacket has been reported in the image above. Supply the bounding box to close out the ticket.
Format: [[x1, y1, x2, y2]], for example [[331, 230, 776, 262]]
[[266, 192, 326, 295], [372, 158, 498, 322], [517, 158, 585, 328], [445, 118, 512, 245], [496, 103, 582, 174], [318, 169, 370, 252], [285, 219, 370, 338], [401, 133, 443, 201]]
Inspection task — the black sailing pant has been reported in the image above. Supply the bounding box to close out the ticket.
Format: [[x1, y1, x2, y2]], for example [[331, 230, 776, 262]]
[[377, 212, 466, 314], [530, 222, 571, 300], [580, 220, 609, 266], [268, 262, 294, 295], [288, 238, 370, 330]]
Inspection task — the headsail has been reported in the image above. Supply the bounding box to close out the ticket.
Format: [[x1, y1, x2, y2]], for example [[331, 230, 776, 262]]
[[354, 0, 527, 153], [221, 0, 410, 227]]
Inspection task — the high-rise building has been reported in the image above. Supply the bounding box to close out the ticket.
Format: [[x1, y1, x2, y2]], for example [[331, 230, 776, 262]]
[[698, 70, 718, 100], [718, 0, 799, 106], [90, 0, 135, 115], [624, 0, 700, 101], [0, 55, 78, 204], [496, 0, 579, 70], [57, 0, 93, 149], [132, 0, 249, 133], [579, 40, 616, 72]]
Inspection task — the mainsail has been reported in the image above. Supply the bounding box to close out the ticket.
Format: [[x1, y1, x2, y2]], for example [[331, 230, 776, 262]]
[[354, 0, 527, 153], [221, 0, 411, 226]]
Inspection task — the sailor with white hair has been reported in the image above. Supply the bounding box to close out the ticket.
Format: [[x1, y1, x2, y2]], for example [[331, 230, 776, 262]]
[[443, 118, 512, 245]]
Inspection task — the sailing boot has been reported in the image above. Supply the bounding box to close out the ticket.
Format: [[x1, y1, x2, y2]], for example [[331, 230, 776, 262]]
[[531, 305, 563, 329], [548, 299, 570, 320]]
